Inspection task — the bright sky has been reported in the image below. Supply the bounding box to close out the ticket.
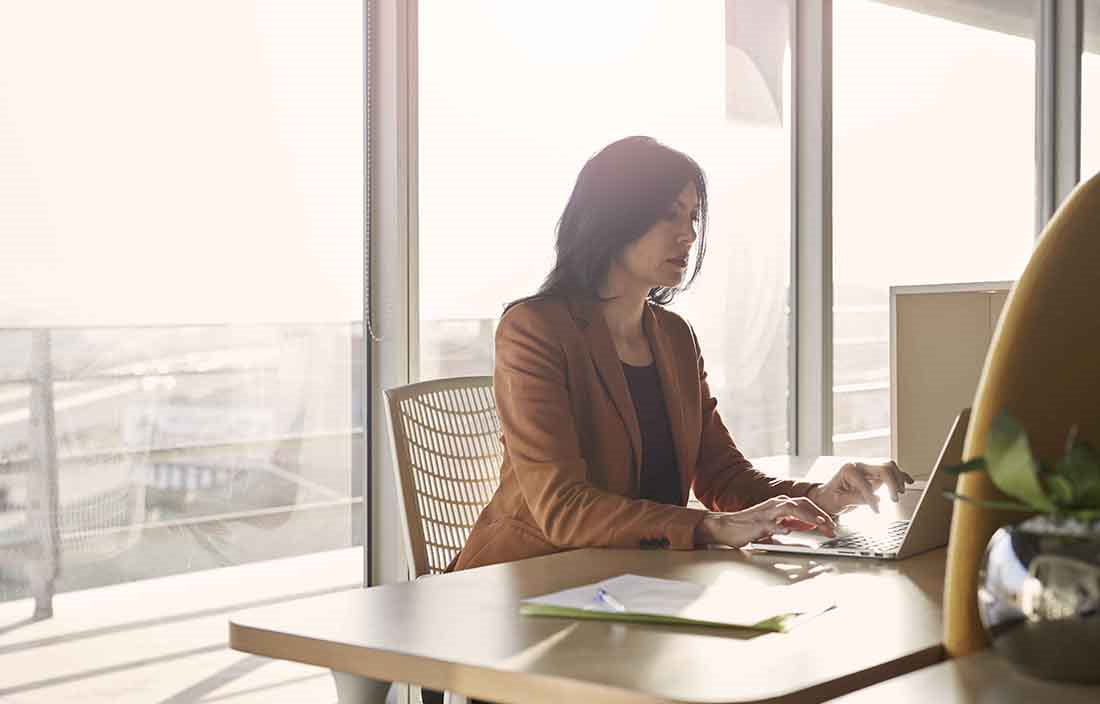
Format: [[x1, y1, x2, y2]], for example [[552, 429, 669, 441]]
[[2, 0, 1096, 330], [0, 1, 364, 327]]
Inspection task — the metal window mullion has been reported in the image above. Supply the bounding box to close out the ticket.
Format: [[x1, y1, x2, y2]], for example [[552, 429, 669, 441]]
[[370, 0, 417, 589], [406, 0, 420, 384], [1037, 0, 1083, 234], [792, 0, 833, 458], [363, 0, 374, 590]]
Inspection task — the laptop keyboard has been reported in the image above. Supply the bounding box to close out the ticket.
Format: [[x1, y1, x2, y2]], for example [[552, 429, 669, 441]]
[[820, 520, 910, 553]]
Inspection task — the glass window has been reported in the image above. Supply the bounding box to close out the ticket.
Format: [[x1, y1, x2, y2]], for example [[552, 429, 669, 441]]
[[832, 0, 1036, 457], [1082, 0, 1100, 179], [0, 2, 364, 611], [418, 0, 792, 457]]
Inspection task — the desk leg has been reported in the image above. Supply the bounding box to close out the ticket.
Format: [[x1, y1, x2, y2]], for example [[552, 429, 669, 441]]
[[331, 670, 394, 704]]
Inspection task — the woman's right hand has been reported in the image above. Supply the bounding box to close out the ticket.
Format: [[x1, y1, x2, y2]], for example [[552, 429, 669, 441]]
[[694, 495, 836, 548]]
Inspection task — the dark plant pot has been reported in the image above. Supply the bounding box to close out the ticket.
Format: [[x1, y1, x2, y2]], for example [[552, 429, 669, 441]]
[[978, 515, 1100, 683]]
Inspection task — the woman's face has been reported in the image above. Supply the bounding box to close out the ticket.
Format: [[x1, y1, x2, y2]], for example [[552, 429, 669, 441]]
[[611, 181, 700, 292]]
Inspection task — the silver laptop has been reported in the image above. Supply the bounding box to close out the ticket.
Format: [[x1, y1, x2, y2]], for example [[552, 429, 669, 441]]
[[747, 409, 969, 560]]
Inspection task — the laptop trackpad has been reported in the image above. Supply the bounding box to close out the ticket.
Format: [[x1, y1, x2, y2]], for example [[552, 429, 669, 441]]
[[764, 531, 836, 549]]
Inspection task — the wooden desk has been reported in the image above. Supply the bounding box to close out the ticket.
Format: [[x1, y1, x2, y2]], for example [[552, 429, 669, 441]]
[[230, 546, 946, 704], [826, 650, 1100, 703]]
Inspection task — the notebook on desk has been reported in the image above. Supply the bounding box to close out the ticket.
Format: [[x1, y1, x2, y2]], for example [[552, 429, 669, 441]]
[[520, 573, 834, 632], [747, 409, 969, 561]]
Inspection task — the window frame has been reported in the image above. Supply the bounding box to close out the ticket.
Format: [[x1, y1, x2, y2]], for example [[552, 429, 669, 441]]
[[369, 0, 1086, 584]]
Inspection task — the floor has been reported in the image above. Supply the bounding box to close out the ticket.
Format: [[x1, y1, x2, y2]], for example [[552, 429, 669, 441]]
[[0, 548, 378, 703]]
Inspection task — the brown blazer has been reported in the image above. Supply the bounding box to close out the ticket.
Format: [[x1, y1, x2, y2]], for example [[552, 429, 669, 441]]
[[449, 295, 818, 572]]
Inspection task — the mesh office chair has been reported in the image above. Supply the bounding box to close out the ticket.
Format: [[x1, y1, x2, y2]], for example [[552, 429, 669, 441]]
[[384, 376, 503, 578], [384, 377, 503, 704]]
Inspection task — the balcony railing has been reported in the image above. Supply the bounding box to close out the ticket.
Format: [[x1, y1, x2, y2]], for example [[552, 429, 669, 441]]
[[0, 323, 365, 617]]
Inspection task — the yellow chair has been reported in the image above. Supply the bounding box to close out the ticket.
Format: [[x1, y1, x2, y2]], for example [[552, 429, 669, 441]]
[[944, 172, 1100, 655]]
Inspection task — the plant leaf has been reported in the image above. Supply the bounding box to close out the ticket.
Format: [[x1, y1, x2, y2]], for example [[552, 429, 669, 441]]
[[1045, 474, 1076, 505], [943, 491, 1035, 513], [984, 412, 1056, 512], [1055, 440, 1100, 507], [943, 457, 987, 475]]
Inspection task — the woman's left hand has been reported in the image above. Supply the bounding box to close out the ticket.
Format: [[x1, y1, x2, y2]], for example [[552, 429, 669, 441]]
[[808, 461, 915, 515]]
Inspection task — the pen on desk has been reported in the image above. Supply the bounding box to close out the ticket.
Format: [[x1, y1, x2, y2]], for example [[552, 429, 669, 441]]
[[595, 587, 627, 612]]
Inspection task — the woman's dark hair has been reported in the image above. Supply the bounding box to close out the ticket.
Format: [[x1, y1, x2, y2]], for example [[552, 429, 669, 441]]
[[509, 136, 707, 312]]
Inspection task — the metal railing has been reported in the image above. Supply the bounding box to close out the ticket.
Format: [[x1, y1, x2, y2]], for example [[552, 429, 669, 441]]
[[0, 322, 365, 616]]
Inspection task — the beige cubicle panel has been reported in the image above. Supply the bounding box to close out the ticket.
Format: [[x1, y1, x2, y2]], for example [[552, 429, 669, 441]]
[[890, 282, 1011, 479]]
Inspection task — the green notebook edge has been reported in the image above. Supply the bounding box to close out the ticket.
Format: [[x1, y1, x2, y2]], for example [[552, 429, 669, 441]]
[[518, 603, 795, 633]]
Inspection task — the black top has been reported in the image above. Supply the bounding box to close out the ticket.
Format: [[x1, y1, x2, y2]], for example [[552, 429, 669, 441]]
[[621, 362, 682, 506]]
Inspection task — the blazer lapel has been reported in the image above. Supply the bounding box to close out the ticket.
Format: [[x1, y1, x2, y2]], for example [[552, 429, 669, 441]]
[[568, 296, 643, 481], [644, 305, 690, 504]]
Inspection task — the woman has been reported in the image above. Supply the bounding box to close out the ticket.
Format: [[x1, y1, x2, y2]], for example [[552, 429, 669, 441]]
[[449, 136, 913, 572]]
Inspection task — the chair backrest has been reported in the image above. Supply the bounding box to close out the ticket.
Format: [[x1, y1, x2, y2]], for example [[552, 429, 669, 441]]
[[384, 376, 503, 577], [943, 172, 1100, 655]]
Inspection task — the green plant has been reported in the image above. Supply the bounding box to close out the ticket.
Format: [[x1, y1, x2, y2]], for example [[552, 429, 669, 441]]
[[946, 412, 1100, 521]]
